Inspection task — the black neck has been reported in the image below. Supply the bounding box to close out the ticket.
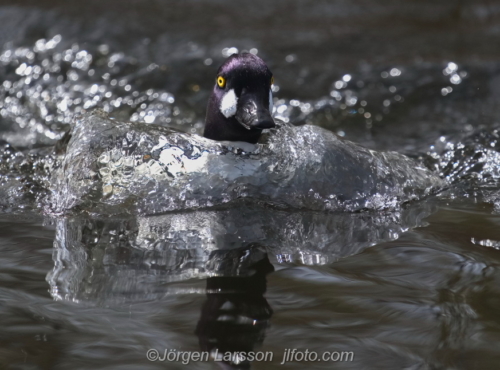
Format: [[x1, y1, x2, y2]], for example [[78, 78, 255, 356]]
[[203, 93, 262, 144]]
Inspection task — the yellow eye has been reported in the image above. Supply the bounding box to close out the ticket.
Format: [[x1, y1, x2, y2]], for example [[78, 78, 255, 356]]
[[217, 76, 226, 88], [271, 76, 274, 85]]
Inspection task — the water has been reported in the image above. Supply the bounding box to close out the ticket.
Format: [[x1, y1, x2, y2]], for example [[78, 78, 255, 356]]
[[45, 111, 442, 214], [2, 197, 500, 369], [2, 1, 500, 369]]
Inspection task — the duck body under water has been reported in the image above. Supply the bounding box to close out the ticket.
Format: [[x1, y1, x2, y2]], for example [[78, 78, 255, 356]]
[[48, 54, 444, 215], [49, 116, 443, 214]]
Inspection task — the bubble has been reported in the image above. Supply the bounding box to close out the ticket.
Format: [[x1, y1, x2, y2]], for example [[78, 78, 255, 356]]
[[222, 47, 238, 57], [389, 68, 401, 77], [346, 96, 358, 106], [334, 81, 346, 89], [144, 112, 156, 124], [443, 62, 458, 76], [276, 105, 287, 114], [441, 87, 453, 96], [98, 44, 110, 55], [15, 63, 27, 76], [450, 74, 462, 85], [330, 90, 342, 100]]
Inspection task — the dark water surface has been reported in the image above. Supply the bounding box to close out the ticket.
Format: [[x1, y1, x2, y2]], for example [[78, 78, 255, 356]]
[[2, 197, 500, 369], [2, 1, 500, 369]]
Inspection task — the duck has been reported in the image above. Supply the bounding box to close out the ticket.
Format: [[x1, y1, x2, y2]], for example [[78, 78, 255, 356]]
[[50, 53, 444, 216], [203, 53, 275, 144]]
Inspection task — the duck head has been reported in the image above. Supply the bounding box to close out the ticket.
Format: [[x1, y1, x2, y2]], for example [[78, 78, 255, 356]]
[[203, 53, 275, 144]]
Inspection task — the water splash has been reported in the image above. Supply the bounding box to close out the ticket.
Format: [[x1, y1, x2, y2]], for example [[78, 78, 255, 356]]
[[428, 128, 500, 183], [0, 35, 180, 147], [47, 111, 443, 215], [1, 36, 500, 216]]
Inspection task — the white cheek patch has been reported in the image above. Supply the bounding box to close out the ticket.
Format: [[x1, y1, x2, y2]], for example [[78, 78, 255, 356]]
[[220, 89, 238, 118], [269, 89, 273, 112]]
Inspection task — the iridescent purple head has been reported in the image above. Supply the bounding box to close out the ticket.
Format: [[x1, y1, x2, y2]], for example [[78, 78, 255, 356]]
[[203, 53, 275, 144]]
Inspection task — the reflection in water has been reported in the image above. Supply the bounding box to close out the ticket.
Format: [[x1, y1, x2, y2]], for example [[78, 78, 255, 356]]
[[47, 200, 435, 303], [47, 213, 277, 368], [45, 201, 435, 367], [196, 246, 274, 369]]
